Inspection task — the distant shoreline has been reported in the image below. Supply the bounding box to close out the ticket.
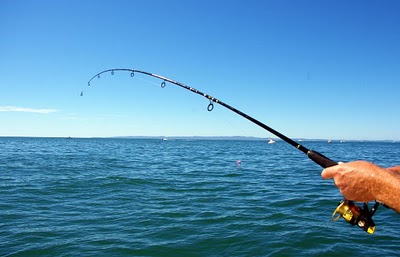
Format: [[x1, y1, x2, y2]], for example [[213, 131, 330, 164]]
[[0, 136, 398, 143]]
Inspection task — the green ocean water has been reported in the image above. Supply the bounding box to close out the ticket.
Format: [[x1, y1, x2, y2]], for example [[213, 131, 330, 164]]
[[1, 137, 399, 256]]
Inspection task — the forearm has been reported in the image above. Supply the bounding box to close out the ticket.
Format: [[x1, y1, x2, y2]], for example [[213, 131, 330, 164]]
[[376, 169, 400, 213], [387, 166, 400, 174]]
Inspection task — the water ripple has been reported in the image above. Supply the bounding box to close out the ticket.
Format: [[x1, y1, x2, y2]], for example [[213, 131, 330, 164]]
[[1, 138, 400, 256]]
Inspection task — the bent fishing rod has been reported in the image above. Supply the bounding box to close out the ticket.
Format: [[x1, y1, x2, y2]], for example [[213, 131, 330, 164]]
[[86, 68, 379, 234]]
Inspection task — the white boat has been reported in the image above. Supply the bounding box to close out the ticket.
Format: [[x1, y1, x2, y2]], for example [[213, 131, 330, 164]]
[[268, 139, 276, 144]]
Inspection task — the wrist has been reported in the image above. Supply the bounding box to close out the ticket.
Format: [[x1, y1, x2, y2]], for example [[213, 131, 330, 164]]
[[374, 169, 400, 212]]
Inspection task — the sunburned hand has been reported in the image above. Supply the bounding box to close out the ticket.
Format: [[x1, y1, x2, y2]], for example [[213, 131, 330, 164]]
[[321, 161, 382, 202], [321, 161, 400, 213]]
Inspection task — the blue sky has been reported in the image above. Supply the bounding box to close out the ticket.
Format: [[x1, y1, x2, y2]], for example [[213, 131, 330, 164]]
[[1, 0, 399, 140]]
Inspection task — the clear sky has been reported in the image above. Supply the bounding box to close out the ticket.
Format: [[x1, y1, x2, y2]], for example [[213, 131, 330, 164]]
[[1, 0, 399, 140]]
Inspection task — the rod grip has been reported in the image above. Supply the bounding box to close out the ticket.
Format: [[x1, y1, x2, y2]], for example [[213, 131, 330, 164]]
[[307, 150, 338, 168]]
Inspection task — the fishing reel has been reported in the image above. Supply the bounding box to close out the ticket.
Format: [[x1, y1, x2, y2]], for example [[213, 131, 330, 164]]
[[332, 199, 379, 234]]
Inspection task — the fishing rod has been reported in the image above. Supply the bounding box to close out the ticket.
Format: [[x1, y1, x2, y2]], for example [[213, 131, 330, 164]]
[[86, 68, 379, 234]]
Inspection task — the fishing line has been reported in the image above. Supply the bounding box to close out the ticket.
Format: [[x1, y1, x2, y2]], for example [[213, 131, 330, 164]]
[[136, 74, 165, 88], [85, 68, 380, 234]]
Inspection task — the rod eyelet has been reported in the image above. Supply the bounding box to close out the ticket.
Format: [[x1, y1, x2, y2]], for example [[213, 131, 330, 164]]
[[207, 102, 214, 112]]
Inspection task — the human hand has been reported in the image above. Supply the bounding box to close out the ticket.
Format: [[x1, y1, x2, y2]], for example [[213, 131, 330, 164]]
[[321, 161, 383, 202]]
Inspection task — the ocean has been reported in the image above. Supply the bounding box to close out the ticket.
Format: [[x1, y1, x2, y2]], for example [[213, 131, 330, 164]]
[[1, 137, 399, 256]]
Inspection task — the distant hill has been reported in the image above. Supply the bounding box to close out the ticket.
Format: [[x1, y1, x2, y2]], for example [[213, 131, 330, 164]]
[[112, 136, 270, 141]]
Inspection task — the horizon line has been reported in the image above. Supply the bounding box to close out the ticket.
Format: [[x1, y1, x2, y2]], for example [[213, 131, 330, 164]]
[[0, 135, 398, 142]]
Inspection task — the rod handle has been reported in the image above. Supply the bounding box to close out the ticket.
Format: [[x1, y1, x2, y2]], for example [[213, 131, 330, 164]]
[[307, 150, 338, 168]]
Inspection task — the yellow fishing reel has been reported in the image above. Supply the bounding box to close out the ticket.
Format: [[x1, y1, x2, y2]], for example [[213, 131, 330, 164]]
[[332, 200, 379, 234]]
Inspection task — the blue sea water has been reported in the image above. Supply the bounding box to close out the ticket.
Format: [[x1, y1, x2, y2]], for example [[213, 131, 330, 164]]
[[1, 137, 399, 256]]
